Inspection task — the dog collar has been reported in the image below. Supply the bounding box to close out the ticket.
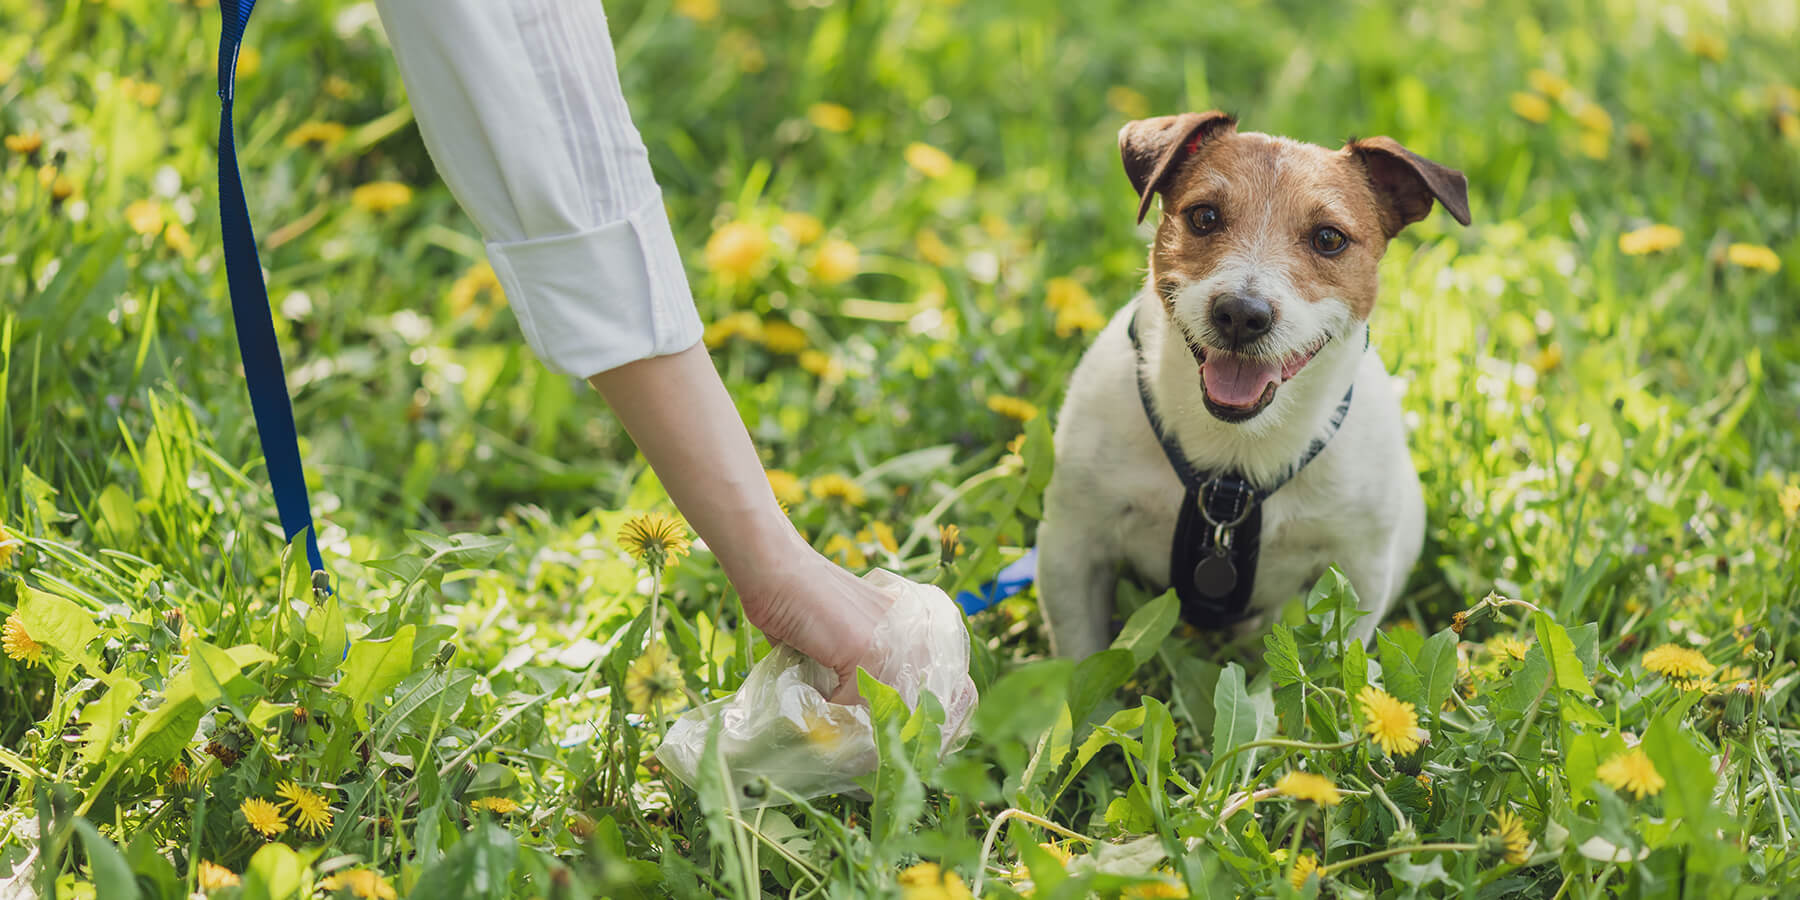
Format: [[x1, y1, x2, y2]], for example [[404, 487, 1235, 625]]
[[1127, 301, 1357, 628]]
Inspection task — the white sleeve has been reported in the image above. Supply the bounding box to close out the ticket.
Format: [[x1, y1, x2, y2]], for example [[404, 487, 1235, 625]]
[[373, 0, 702, 377]]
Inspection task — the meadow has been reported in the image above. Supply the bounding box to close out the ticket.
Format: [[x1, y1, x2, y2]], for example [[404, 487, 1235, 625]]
[[2, 0, 1798, 896]]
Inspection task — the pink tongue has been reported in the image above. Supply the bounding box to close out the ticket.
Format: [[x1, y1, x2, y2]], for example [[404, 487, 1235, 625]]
[[1201, 355, 1282, 407]]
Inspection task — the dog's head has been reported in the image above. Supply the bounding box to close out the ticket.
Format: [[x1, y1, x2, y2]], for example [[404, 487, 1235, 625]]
[[1120, 112, 1470, 422]]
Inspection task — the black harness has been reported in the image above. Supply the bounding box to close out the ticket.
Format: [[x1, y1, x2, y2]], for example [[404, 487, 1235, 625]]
[[1127, 305, 1357, 628]]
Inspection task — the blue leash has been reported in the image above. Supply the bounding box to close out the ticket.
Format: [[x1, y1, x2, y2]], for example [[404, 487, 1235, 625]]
[[217, 0, 326, 577], [954, 548, 1035, 614]]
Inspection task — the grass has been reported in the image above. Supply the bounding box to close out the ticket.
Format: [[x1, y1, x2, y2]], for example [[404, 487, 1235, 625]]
[[2, 0, 1799, 896]]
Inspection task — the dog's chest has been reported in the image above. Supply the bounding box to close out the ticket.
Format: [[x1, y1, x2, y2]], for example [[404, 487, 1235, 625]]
[[1115, 476, 1342, 609]]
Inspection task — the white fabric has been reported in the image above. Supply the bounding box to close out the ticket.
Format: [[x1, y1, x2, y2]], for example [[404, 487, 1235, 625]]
[[374, 0, 702, 377]]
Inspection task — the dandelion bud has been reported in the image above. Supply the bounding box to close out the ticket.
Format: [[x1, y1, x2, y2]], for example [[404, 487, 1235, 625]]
[[938, 523, 962, 568]]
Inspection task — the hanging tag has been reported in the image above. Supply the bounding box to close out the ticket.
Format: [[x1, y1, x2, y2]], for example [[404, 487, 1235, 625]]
[[1193, 549, 1237, 599]]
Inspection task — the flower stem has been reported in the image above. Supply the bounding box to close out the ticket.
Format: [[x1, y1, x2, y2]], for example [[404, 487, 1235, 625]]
[[971, 808, 1096, 897], [1318, 842, 1478, 876]]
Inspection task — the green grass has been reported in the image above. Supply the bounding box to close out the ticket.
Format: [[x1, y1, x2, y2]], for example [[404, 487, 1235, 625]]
[[3, 0, 1799, 896]]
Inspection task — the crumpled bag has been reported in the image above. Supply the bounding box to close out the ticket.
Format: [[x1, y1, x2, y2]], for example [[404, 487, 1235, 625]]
[[657, 569, 977, 804]]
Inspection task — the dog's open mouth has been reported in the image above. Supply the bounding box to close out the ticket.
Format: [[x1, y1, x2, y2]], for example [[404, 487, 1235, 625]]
[[1193, 335, 1329, 421]]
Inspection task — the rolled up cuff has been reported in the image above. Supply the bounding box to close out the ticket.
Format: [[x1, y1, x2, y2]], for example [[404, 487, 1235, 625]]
[[486, 192, 703, 377]]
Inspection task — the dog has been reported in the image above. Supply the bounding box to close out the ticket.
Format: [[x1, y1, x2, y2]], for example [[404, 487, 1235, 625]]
[[1038, 111, 1470, 659]]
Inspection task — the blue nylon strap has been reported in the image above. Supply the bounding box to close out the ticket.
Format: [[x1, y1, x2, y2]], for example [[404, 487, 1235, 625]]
[[217, 0, 326, 575]]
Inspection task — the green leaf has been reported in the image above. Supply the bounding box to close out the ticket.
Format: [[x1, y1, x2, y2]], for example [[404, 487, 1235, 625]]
[[71, 818, 138, 900], [407, 822, 518, 900], [189, 639, 247, 708], [973, 658, 1073, 746], [1068, 648, 1135, 727], [1305, 567, 1364, 651], [1342, 636, 1369, 700], [1210, 664, 1263, 785], [1377, 632, 1425, 709], [75, 680, 141, 768], [858, 669, 925, 847], [1111, 591, 1179, 666], [1415, 629, 1459, 721], [242, 843, 306, 900], [1023, 408, 1056, 492], [1645, 710, 1718, 838], [1533, 612, 1597, 698], [1263, 624, 1303, 687], [303, 595, 348, 677], [18, 586, 101, 677], [338, 624, 418, 728], [1055, 706, 1147, 800]]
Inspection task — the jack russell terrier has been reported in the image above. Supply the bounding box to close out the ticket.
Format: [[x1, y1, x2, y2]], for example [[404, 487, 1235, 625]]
[[1038, 111, 1470, 659]]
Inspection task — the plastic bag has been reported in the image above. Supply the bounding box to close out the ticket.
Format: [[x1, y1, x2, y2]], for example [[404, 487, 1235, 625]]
[[657, 569, 977, 804]]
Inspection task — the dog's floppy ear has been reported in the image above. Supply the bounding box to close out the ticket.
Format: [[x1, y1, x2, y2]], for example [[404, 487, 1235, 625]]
[[1347, 137, 1472, 237], [1119, 111, 1236, 224]]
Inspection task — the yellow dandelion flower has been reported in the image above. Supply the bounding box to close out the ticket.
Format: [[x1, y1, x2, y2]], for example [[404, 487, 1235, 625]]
[[1123, 871, 1188, 898], [1642, 643, 1714, 689], [915, 229, 953, 267], [197, 860, 239, 890], [1687, 32, 1725, 62], [5, 131, 42, 155], [704, 222, 769, 279], [4, 614, 43, 666], [233, 45, 261, 79], [898, 862, 973, 900], [938, 523, 964, 565], [801, 709, 848, 752], [351, 181, 412, 213], [49, 171, 75, 202], [284, 121, 348, 148], [1490, 809, 1531, 865], [126, 200, 164, 236], [824, 533, 868, 569], [1574, 103, 1613, 135], [623, 640, 684, 713], [1596, 748, 1664, 799], [807, 103, 854, 134], [1627, 122, 1652, 150], [1055, 300, 1106, 337], [1045, 277, 1089, 312], [986, 395, 1039, 422], [1357, 686, 1426, 755], [240, 798, 287, 837], [1725, 243, 1781, 272], [810, 473, 867, 506], [761, 320, 809, 355], [1578, 130, 1610, 160], [1531, 342, 1563, 375], [319, 869, 397, 900], [810, 238, 862, 285], [904, 142, 955, 179], [673, 0, 719, 23], [766, 470, 806, 507], [164, 221, 194, 256], [1275, 771, 1341, 806], [1106, 85, 1150, 119], [1527, 69, 1571, 102], [1488, 636, 1530, 662], [1288, 851, 1318, 890], [323, 75, 354, 99], [781, 211, 825, 244], [616, 512, 691, 570], [867, 521, 899, 555], [1781, 484, 1800, 520], [797, 349, 844, 382], [703, 310, 763, 348], [1618, 224, 1683, 256], [0, 524, 20, 567], [471, 796, 520, 814], [1037, 842, 1076, 866], [274, 781, 333, 836], [447, 261, 505, 320], [1509, 92, 1552, 124]]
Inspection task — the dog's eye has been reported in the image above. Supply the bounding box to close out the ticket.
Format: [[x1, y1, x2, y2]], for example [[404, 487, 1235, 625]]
[[1311, 226, 1349, 256], [1184, 205, 1222, 236]]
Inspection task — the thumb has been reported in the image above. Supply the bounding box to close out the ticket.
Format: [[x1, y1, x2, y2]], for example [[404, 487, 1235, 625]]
[[827, 662, 865, 705]]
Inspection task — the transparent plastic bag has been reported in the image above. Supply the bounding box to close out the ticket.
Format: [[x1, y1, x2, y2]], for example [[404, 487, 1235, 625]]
[[657, 569, 977, 804]]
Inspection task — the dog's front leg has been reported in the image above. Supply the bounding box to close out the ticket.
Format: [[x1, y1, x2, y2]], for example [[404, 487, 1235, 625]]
[[1036, 517, 1118, 660]]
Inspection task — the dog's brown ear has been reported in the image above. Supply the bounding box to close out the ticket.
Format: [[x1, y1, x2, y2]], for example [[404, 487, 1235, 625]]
[[1348, 137, 1472, 236], [1119, 111, 1236, 224]]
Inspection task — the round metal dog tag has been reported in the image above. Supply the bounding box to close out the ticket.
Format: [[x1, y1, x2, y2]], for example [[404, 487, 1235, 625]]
[[1192, 554, 1237, 599]]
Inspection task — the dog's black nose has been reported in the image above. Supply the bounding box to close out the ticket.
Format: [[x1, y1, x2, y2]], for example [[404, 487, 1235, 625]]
[[1210, 293, 1274, 344]]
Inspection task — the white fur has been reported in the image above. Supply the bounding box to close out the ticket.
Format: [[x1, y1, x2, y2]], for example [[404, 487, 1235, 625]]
[[1038, 288, 1424, 659]]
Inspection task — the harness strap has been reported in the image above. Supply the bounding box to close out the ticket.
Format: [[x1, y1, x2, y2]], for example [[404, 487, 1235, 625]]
[[218, 0, 326, 575], [1127, 301, 1354, 627]]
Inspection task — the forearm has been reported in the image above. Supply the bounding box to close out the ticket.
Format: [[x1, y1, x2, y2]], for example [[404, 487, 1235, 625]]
[[587, 343, 807, 593]]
